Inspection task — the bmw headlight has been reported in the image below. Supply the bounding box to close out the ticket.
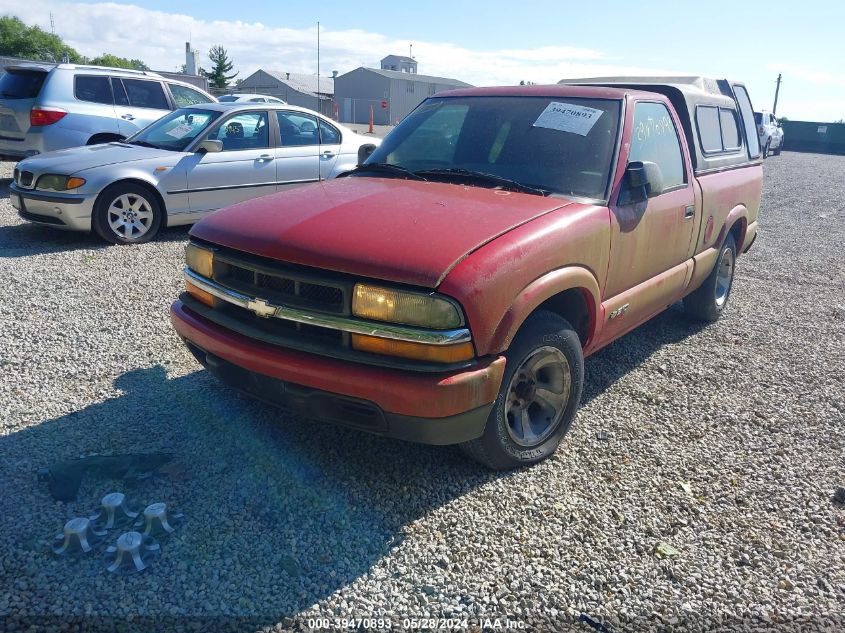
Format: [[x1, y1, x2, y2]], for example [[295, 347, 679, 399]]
[[36, 174, 86, 191]]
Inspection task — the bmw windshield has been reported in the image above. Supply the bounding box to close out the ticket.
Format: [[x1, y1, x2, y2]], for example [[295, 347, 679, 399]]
[[127, 108, 221, 152], [361, 96, 622, 200]]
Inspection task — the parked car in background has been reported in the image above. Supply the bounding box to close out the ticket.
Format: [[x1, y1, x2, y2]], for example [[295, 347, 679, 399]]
[[10, 103, 380, 244], [172, 77, 762, 470], [0, 64, 216, 160], [218, 94, 287, 104], [754, 110, 784, 157]]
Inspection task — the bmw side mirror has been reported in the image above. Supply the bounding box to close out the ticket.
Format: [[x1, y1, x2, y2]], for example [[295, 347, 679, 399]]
[[198, 139, 223, 154], [357, 143, 376, 166], [620, 160, 664, 205]]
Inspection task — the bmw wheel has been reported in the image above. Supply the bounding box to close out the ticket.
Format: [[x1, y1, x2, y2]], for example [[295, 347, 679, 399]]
[[93, 183, 163, 245]]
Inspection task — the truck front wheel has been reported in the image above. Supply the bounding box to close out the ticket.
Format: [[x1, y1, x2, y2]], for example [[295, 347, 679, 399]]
[[460, 311, 584, 470]]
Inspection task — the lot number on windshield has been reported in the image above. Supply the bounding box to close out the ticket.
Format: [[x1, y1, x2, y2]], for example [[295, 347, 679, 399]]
[[533, 102, 603, 136]]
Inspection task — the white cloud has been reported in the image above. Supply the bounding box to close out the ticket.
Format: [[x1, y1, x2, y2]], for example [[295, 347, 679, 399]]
[[3, 1, 688, 86]]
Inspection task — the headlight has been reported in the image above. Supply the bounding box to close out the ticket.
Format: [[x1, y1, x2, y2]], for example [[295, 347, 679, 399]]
[[35, 174, 86, 191], [185, 243, 214, 278], [352, 283, 463, 329]]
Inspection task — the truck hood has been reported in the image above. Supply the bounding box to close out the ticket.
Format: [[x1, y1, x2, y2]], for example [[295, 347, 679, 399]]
[[17, 143, 178, 175], [191, 177, 573, 287]]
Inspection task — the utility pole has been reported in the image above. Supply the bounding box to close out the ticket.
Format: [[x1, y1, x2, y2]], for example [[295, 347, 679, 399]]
[[773, 73, 782, 115], [317, 21, 320, 110], [410, 43, 413, 59], [49, 12, 55, 36]]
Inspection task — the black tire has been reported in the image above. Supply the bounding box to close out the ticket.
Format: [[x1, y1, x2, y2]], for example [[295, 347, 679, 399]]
[[460, 310, 584, 470], [762, 139, 770, 159], [683, 234, 737, 322], [772, 139, 782, 156], [93, 182, 163, 245]]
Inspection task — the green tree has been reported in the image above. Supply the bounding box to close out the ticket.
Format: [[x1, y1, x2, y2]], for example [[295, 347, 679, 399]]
[[203, 45, 238, 88], [0, 15, 83, 62], [88, 53, 148, 71]]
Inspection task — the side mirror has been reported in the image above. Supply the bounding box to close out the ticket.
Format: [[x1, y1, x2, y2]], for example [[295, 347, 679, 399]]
[[620, 160, 664, 205], [197, 139, 223, 154], [357, 143, 376, 166]]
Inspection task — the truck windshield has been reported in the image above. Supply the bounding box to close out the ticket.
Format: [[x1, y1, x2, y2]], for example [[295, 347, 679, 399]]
[[363, 96, 621, 200], [126, 108, 221, 152]]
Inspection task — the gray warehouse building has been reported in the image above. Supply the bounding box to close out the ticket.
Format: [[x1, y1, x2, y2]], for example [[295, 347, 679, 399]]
[[236, 69, 335, 116], [335, 56, 471, 125]]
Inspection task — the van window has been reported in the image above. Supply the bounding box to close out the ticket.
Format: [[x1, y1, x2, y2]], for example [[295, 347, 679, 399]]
[[168, 83, 209, 107], [74, 76, 113, 104], [121, 79, 168, 109], [0, 69, 47, 99], [720, 109, 741, 149], [696, 106, 722, 153], [732, 85, 761, 158], [629, 101, 685, 189]]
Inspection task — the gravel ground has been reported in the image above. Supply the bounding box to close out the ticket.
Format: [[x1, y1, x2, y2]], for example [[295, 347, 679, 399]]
[[0, 152, 843, 632]]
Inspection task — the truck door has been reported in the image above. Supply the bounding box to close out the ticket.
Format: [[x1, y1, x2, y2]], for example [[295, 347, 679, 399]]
[[602, 99, 696, 339]]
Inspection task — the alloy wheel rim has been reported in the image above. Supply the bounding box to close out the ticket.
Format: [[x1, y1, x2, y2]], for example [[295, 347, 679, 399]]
[[505, 346, 571, 447], [715, 246, 735, 307], [107, 193, 153, 240]]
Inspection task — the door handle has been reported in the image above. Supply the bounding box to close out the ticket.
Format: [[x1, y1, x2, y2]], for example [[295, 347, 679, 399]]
[[684, 205, 695, 219], [321, 151, 335, 157], [257, 154, 274, 161], [121, 114, 135, 121]]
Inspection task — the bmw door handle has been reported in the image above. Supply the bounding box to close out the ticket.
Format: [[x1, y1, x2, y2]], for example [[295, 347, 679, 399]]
[[684, 205, 695, 219], [257, 154, 274, 161], [321, 151, 335, 158], [120, 114, 135, 121]]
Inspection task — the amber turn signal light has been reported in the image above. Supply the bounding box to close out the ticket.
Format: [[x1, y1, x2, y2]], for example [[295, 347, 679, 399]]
[[351, 334, 474, 363], [185, 280, 216, 307]]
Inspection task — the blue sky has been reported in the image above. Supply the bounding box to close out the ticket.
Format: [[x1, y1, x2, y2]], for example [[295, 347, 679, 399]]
[[3, 0, 843, 121]]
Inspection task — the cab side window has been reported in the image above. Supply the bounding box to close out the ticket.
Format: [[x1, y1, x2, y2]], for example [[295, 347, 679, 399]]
[[629, 102, 685, 190]]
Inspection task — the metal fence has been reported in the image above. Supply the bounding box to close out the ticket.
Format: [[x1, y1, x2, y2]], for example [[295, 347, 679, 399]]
[[782, 120, 845, 155]]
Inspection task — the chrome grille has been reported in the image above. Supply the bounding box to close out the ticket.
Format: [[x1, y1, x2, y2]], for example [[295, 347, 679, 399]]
[[15, 169, 34, 188], [211, 253, 348, 314]]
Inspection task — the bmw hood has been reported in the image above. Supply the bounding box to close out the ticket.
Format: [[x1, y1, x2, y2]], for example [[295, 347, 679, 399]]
[[17, 143, 179, 175]]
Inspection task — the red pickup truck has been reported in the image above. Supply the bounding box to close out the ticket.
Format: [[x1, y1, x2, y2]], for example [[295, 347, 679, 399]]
[[171, 77, 762, 470]]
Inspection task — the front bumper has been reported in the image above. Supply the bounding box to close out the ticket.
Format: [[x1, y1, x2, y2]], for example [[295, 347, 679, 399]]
[[9, 183, 96, 231], [170, 300, 506, 444]]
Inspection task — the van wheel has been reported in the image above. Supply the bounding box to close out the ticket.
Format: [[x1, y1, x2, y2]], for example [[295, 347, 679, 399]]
[[684, 234, 736, 322], [772, 140, 782, 156], [762, 140, 770, 158], [93, 183, 162, 245], [460, 311, 583, 470]]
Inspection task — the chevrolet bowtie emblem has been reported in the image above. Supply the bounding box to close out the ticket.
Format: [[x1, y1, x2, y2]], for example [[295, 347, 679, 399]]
[[246, 298, 277, 318]]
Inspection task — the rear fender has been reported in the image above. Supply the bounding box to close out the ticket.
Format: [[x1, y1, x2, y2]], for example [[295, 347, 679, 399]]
[[717, 204, 748, 251]]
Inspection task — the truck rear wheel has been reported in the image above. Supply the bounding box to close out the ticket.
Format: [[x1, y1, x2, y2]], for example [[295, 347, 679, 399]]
[[460, 311, 583, 470], [683, 234, 736, 322]]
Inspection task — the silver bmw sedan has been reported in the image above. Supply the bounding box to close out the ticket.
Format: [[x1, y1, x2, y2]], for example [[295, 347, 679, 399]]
[[9, 103, 381, 244]]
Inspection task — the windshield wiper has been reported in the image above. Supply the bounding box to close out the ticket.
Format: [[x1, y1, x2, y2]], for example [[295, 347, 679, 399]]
[[415, 168, 549, 196], [344, 162, 427, 181], [127, 140, 160, 149]]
